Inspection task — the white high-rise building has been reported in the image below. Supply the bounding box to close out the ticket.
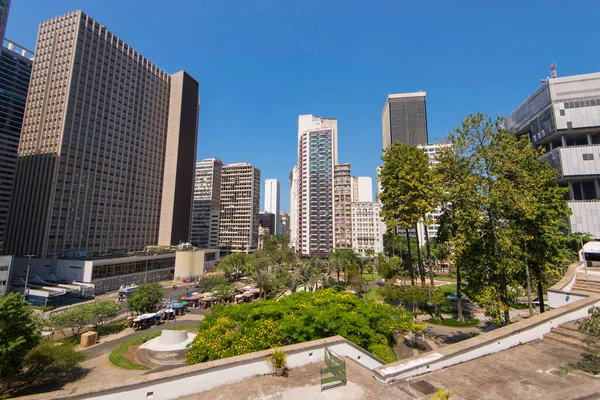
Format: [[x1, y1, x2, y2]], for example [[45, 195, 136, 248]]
[[351, 176, 373, 203], [289, 166, 300, 250], [191, 158, 222, 249], [264, 179, 281, 234], [295, 115, 337, 257]]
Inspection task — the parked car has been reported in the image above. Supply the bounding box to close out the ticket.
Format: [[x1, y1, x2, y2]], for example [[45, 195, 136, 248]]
[[448, 294, 468, 302]]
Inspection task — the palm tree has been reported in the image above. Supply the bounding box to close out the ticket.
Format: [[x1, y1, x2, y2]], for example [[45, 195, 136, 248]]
[[330, 256, 347, 283], [251, 269, 272, 300], [284, 273, 301, 293], [298, 264, 317, 292]]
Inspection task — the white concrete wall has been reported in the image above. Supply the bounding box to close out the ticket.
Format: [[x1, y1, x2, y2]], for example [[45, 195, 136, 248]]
[[568, 200, 600, 239], [375, 296, 600, 383], [560, 146, 600, 176], [80, 339, 383, 400]]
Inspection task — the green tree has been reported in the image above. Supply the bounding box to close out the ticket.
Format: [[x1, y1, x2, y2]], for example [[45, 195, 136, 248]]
[[197, 272, 228, 292], [216, 252, 247, 278], [251, 269, 272, 299], [87, 300, 119, 329], [20, 339, 85, 387], [436, 113, 571, 324], [50, 303, 93, 336], [0, 293, 40, 386], [380, 144, 435, 286], [186, 290, 422, 364], [127, 282, 163, 314]]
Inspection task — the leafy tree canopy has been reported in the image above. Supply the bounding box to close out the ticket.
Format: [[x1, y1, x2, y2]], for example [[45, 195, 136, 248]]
[[186, 290, 422, 364], [0, 293, 40, 382], [127, 282, 163, 314]]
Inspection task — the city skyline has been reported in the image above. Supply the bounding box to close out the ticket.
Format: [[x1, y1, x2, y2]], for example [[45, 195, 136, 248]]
[[5, 1, 599, 213]]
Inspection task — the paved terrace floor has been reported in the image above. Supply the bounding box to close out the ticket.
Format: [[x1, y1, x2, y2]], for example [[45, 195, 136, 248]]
[[179, 339, 600, 400]]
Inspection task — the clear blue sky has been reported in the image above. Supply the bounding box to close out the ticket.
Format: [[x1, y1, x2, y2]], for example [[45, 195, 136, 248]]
[[7, 1, 600, 212]]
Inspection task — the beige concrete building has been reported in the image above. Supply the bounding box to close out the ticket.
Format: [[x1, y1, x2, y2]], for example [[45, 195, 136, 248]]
[[333, 163, 352, 249], [5, 11, 199, 257], [219, 163, 260, 253], [173, 249, 219, 282], [191, 158, 222, 249]]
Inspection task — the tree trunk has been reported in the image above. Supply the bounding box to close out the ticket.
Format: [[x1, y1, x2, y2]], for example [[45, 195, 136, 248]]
[[423, 219, 439, 318], [456, 263, 464, 322], [524, 243, 534, 317], [415, 224, 425, 287], [537, 278, 545, 313], [405, 228, 415, 285]]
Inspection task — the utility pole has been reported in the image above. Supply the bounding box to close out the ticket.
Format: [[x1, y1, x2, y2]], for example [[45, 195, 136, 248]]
[[23, 254, 35, 298]]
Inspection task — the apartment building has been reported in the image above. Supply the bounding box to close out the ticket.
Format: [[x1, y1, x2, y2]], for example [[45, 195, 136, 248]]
[[219, 163, 260, 253], [191, 158, 222, 249], [334, 163, 352, 249]]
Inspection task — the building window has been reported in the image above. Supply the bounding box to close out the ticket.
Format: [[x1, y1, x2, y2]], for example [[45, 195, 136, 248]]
[[583, 153, 594, 161]]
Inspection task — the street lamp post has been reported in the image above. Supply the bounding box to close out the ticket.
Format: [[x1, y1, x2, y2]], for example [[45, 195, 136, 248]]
[[23, 254, 35, 298]]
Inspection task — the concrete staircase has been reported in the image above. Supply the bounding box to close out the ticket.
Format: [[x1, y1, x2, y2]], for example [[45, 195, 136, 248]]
[[572, 272, 600, 295], [544, 321, 590, 350]]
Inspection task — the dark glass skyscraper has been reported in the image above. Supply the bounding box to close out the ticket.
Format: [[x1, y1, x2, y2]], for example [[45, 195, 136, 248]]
[[382, 92, 428, 148]]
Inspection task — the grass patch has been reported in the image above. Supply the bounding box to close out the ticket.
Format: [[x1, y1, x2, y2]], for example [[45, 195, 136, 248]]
[[109, 333, 160, 370], [425, 317, 479, 327], [438, 284, 458, 296], [362, 288, 384, 302], [432, 275, 457, 282], [510, 303, 530, 310], [109, 326, 198, 370], [362, 273, 380, 282]]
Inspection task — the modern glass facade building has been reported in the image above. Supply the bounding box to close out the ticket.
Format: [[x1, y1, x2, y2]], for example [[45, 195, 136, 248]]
[[382, 92, 428, 149], [0, 41, 32, 250], [505, 71, 600, 238], [295, 115, 338, 257]]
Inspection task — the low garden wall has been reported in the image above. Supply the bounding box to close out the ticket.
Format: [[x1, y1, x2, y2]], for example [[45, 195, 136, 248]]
[[547, 261, 586, 308], [54, 337, 384, 400], [373, 293, 600, 384]]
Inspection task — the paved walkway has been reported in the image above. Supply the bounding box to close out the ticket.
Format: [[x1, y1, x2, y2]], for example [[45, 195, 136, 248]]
[[177, 338, 600, 400], [80, 312, 204, 359]]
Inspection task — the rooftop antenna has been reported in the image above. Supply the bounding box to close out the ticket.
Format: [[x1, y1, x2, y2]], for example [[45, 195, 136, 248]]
[[550, 61, 557, 78]]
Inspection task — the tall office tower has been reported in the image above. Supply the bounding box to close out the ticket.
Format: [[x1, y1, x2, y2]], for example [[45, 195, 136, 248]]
[[219, 163, 260, 253], [382, 92, 428, 149], [289, 166, 299, 250], [333, 163, 352, 249], [505, 70, 600, 239], [264, 178, 280, 234], [0, 0, 10, 44], [5, 11, 199, 257], [0, 13, 34, 250], [351, 176, 373, 203], [190, 158, 222, 249], [297, 114, 337, 257], [279, 212, 290, 236], [158, 71, 200, 246], [352, 202, 385, 257]]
